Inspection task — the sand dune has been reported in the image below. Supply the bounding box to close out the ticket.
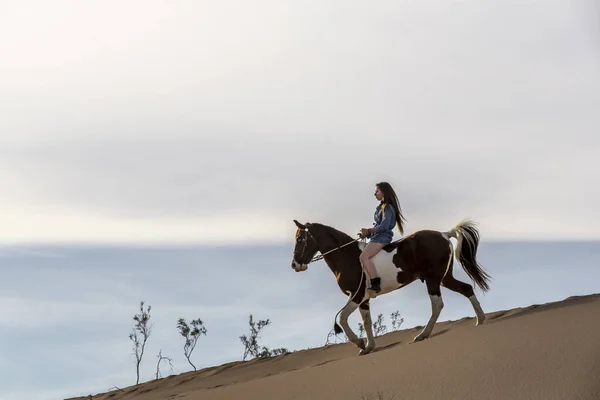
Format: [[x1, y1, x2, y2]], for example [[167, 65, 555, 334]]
[[67, 293, 600, 400]]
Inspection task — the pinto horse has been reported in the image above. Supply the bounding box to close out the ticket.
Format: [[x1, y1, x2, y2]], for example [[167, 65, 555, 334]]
[[291, 219, 491, 355]]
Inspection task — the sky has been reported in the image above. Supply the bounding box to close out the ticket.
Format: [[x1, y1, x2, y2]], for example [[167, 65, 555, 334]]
[[2, 241, 600, 400], [1, 0, 599, 245], [1, 0, 599, 399]]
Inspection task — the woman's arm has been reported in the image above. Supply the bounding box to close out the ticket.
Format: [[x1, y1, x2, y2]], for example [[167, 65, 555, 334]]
[[374, 204, 396, 232], [362, 204, 396, 237]]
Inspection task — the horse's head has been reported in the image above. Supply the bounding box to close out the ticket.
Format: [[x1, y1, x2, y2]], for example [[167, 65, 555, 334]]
[[291, 220, 320, 272]]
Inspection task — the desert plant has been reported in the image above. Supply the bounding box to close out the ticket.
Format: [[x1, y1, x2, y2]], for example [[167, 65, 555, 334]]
[[327, 327, 350, 344], [390, 310, 404, 331], [357, 322, 365, 338], [155, 349, 173, 379], [239, 314, 290, 360], [240, 314, 270, 361], [177, 317, 207, 371], [129, 301, 152, 385], [357, 313, 388, 337], [259, 347, 290, 358], [373, 313, 387, 337], [326, 328, 336, 344], [325, 328, 346, 344]]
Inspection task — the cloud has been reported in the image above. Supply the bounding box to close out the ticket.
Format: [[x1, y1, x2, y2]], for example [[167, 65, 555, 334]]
[[1, 0, 599, 243]]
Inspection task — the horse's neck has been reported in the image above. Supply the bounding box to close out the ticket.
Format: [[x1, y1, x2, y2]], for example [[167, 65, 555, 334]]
[[315, 226, 353, 253], [314, 226, 362, 275]]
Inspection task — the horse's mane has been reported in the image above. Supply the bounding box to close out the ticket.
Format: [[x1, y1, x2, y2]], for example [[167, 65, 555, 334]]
[[308, 222, 355, 245]]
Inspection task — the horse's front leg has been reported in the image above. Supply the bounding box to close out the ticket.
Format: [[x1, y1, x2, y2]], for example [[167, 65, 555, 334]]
[[358, 300, 376, 355], [334, 301, 364, 350]]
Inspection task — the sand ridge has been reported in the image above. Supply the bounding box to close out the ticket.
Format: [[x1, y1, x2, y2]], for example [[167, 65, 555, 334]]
[[67, 293, 600, 400]]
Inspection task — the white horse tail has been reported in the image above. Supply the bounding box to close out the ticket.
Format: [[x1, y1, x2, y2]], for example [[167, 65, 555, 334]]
[[444, 219, 492, 292]]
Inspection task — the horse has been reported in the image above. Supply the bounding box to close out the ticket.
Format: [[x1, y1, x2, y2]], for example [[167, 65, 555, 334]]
[[290, 219, 492, 355]]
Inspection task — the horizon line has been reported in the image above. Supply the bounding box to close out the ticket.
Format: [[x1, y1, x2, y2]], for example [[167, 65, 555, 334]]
[[2, 237, 600, 249]]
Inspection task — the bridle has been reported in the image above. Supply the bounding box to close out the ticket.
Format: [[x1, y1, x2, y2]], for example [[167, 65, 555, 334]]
[[294, 226, 369, 324], [295, 227, 363, 265]]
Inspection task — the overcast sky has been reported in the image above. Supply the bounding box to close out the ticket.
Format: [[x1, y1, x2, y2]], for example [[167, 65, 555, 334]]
[[1, 0, 599, 246]]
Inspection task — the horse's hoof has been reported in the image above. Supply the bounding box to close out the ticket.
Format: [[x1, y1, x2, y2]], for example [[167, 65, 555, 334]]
[[476, 315, 486, 326], [354, 339, 366, 350], [359, 345, 375, 356], [413, 334, 427, 343]]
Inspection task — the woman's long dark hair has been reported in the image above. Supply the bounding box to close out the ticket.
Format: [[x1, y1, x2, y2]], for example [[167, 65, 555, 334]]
[[376, 181, 406, 235]]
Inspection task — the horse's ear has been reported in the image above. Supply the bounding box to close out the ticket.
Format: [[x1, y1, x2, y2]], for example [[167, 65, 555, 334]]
[[293, 219, 306, 229]]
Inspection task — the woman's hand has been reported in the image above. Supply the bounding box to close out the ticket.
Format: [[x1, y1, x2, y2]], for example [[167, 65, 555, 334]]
[[359, 228, 376, 238]]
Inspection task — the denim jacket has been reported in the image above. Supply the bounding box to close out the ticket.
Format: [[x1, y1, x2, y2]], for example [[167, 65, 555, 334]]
[[370, 202, 396, 244]]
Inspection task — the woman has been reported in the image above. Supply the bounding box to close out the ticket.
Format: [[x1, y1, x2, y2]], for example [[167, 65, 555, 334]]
[[358, 181, 406, 293]]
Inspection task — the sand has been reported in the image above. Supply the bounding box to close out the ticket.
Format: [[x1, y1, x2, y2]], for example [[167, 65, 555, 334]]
[[67, 293, 600, 400]]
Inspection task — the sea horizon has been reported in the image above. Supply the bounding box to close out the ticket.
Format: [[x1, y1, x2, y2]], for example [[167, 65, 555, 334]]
[[2, 240, 600, 400]]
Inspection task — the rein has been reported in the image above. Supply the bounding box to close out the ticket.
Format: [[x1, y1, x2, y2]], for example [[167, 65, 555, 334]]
[[308, 235, 363, 263], [297, 226, 364, 264], [296, 228, 369, 324]]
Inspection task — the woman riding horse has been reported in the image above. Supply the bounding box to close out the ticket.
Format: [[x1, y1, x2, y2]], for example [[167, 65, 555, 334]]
[[358, 181, 406, 293]]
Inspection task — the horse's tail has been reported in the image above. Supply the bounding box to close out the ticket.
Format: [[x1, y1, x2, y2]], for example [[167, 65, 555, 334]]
[[333, 319, 343, 335], [445, 219, 492, 293]]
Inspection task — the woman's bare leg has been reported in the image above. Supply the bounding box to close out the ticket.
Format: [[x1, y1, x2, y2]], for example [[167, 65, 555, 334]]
[[359, 242, 384, 279]]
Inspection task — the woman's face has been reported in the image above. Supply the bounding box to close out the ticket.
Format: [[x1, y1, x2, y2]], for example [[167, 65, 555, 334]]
[[374, 185, 384, 201]]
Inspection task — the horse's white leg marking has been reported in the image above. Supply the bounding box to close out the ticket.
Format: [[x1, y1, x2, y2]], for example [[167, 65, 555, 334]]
[[469, 294, 486, 325], [338, 302, 362, 347], [413, 242, 452, 342], [414, 294, 444, 342], [359, 306, 376, 355]]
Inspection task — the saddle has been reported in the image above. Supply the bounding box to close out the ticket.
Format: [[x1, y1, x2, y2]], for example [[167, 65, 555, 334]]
[[381, 238, 405, 253], [357, 237, 406, 253]]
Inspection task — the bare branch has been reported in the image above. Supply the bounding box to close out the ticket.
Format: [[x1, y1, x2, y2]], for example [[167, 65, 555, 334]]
[[325, 327, 348, 345], [155, 349, 174, 379], [325, 328, 336, 345]]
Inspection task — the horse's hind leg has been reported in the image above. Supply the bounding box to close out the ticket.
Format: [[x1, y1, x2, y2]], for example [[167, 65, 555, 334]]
[[413, 244, 454, 343], [413, 277, 444, 342], [442, 272, 486, 325], [358, 300, 376, 355]]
